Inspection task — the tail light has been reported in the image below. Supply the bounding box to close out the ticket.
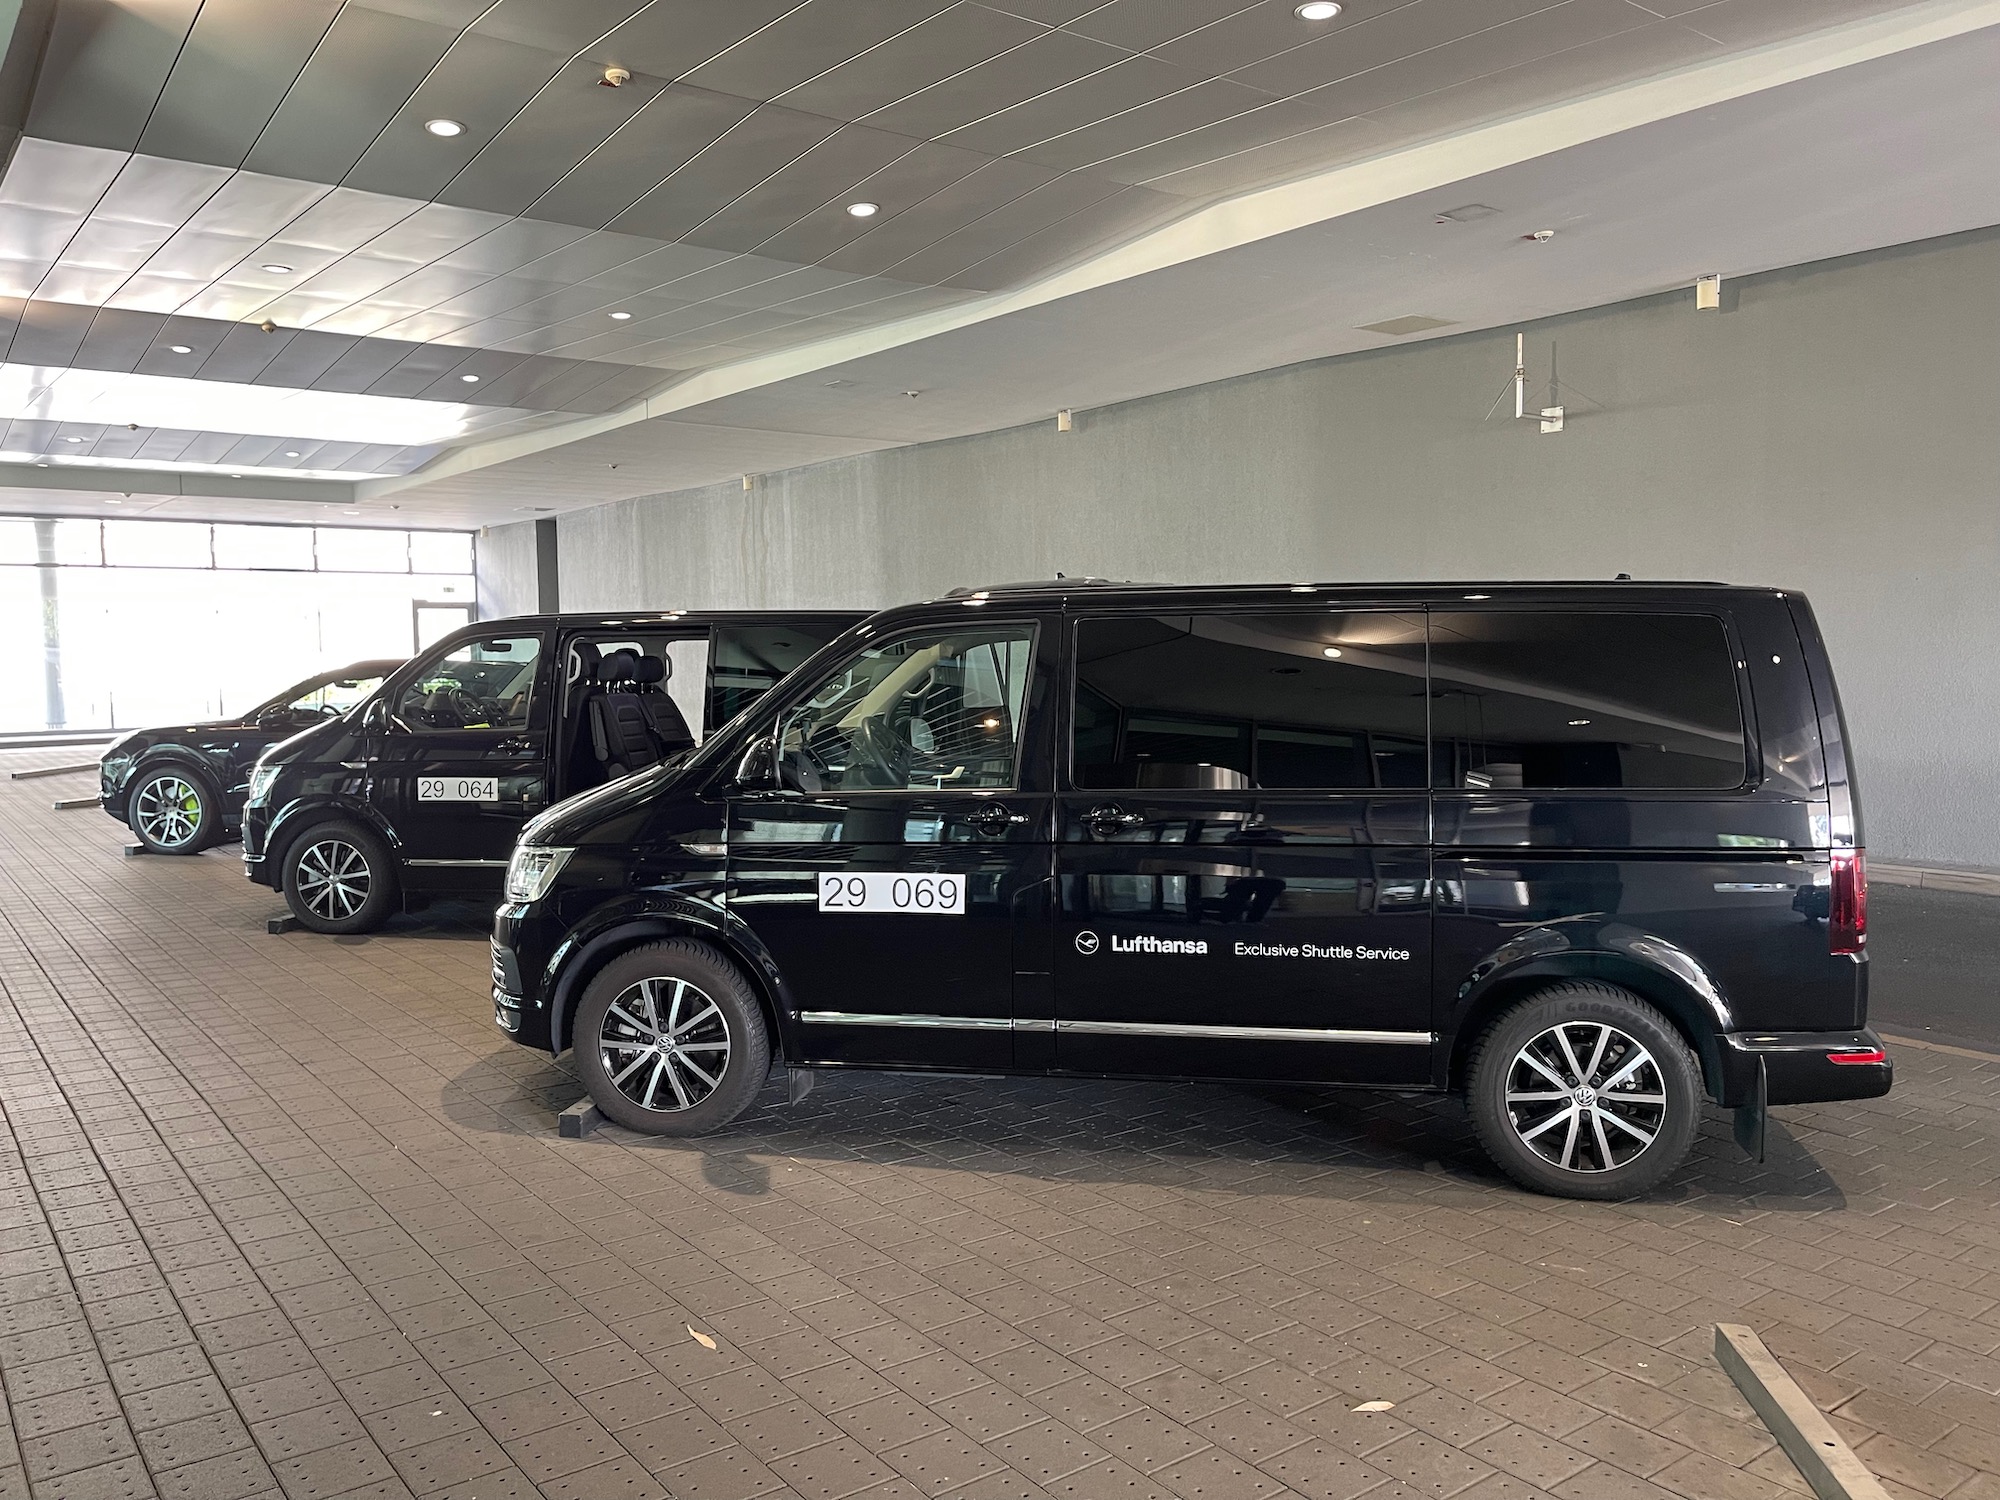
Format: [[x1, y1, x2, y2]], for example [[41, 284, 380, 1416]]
[[1827, 1047, 1886, 1065], [1829, 849, 1867, 955]]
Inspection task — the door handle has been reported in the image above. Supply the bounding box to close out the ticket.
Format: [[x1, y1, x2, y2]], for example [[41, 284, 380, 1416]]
[[1087, 803, 1145, 835], [971, 804, 1029, 835], [495, 736, 535, 754]]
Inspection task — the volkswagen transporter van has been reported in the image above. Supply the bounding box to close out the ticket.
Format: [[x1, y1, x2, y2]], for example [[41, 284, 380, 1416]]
[[491, 581, 1887, 1199], [242, 610, 860, 934], [101, 659, 402, 854]]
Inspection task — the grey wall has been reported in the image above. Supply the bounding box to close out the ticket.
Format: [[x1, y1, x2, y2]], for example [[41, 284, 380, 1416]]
[[475, 518, 539, 620], [505, 226, 2000, 868]]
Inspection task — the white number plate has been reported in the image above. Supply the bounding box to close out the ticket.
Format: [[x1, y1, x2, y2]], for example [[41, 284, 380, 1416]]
[[419, 776, 498, 802], [818, 872, 965, 914]]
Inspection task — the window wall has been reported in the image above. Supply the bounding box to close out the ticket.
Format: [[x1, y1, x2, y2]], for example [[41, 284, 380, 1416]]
[[0, 518, 475, 733]]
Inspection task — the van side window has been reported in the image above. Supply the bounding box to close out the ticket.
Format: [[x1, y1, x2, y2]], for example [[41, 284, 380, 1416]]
[[1071, 613, 1427, 790], [395, 636, 542, 732], [1428, 612, 1747, 790], [711, 624, 845, 730], [777, 628, 1034, 793]]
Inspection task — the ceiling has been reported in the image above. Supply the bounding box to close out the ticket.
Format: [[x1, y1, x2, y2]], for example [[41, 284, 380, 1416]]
[[0, 0, 1994, 529]]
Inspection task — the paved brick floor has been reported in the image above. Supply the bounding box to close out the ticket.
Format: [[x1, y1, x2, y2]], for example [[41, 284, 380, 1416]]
[[2, 753, 1997, 1500]]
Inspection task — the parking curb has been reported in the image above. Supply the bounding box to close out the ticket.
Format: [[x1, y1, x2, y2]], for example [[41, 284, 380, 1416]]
[[1714, 1324, 1890, 1500]]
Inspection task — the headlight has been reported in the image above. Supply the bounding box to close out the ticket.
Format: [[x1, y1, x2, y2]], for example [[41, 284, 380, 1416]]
[[505, 845, 573, 903], [245, 764, 281, 806]]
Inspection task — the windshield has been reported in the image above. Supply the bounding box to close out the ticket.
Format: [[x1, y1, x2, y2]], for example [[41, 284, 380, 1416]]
[[253, 665, 393, 720]]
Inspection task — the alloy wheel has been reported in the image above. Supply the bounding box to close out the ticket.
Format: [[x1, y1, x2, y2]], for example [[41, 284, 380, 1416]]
[[1504, 1021, 1668, 1173], [598, 976, 732, 1112], [135, 776, 201, 849], [295, 838, 371, 920]]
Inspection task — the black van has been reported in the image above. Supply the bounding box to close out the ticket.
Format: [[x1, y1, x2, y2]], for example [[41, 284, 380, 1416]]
[[241, 610, 861, 934], [490, 581, 1887, 1199], [100, 659, 403, 854]]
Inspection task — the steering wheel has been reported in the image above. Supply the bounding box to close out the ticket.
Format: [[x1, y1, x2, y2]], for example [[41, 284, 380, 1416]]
[[851, 714, 915, 788]]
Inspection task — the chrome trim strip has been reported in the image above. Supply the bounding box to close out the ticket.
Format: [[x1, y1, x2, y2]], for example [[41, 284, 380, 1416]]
[[406, 858, 508, 868], [1057, 1020, 1433, 1045], [1011, 1018, 1056, 1032], [799, 1011, 1012, 1031]]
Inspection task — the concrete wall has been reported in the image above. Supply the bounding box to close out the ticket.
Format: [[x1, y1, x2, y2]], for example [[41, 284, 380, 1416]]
[[475, 519, 539, 620], [504, 226, 2000, 868]]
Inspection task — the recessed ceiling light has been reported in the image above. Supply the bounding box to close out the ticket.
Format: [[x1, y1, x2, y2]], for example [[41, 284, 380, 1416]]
[[285, 450, 301, 458], [1322, 647, 1343, 659], [35, 461, 47, 467], [459, 373, 480, 382], [846, 201, 879, 218], [608, 310, 632, 320], [64, 435, 82, 442], [169, 344, 193, 354], [1526, 228, 1556, 242], [260, 263, 294, 274], [424, 118, 464, 137], [230, 473, 243, 478], [1296, 1, 1341, 17], [342, 509, 361, 516]]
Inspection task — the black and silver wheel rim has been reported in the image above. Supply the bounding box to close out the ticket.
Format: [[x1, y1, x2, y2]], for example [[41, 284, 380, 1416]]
[[295, 838, 371, 921], [1505, 1021, 1668, 1173], [134, 775, 202, 849], [599, 977, 731, 1112]]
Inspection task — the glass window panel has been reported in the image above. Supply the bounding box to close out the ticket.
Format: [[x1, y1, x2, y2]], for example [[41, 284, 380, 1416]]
[[778, 627, 1034, 792], [709, 622, 846, 729], [0, 519, 38, 565], [395, 635, 541, 731], [409, 531, 473, 573], [283, 670, 391, 717], [315, 527, 409, 572], [1071, 613, 1428, 790], [213, 523, 315, 570], [52, 520, 102, 565], [1428, 611, 1748, 790], [103, 520, 211, 568]]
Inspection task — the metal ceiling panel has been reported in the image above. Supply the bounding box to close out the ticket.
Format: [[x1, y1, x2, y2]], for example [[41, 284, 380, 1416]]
[[344, 31, 570, 202], [72, 308, 162, 372], [290, 252, 430, 307], [1232, 0, 1587, 96], [177, 432, 242, 464], [264, 189, 419, 257], [7, 298, 95, 364], [777, 5, 1047, 120], [982, 0, 1107, 20], [1085, 94, 1346, 187], [513, 361, 631, 411], [436, 218, 589, 277], [593, 0, 795, 80], [753, 139, 995, 265], [578, 240, 739, 293], [862, 28, 1130, 141], [641, 254, 800, 305], [516, 231, 665, 283], [249, 329, 363, 390], [310, 338, 422, 394], [1149, 0, 1405, 76], [197, 323, 297, 384], [682, 0, 958, 104], [1296, 0, 1654, 119], [523, 84, 761, 231], [941, 54, 1208, 156], [138, 0, 345, 169], [683, 123, 923, 254], [473, 0, 653, 53], [817, 155, 1062, 276], [1013, 78, 1280, 170], [367, 342, 480, 397], [607, 105, 840, 242], [944, 182, 1184, 287], [26, 0, 201, 152], [879, 169, 1131, 284], [220, 435, 287, 466], [436, 61, 671, 218], [242, 6, 464, 184], [135, 317, 231, 375], [0, 138, 125, 218], [93, 156, 238, 246], [1066, 0, 1267, 52], [362, 203, 512, 267], [1678, 0, 1922, 47]]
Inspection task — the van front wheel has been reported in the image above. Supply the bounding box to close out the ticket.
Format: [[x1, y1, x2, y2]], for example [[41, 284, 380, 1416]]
[[574, 941, 769, 1136], [1467, 983, 1702, 1200], [282, 821, 397, 934]]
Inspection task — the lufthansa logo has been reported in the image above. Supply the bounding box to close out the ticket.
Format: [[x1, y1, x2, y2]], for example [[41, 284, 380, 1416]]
[[1074, 930, 1100, 955]]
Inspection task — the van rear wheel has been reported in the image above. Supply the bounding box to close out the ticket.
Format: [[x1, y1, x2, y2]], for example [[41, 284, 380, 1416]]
[[282, 820, 397, 934], [1467, 983, 1702, 1200], [573, 941, 769, 1136]]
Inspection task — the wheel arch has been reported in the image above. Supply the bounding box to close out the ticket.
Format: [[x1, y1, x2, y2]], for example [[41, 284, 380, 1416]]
[[548, 908, 791, 1064], [264, 795, 401, 885], [1443, 947, 1731, 1101]]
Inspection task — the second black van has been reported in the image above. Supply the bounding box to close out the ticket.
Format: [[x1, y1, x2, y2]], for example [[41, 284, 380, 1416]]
[[490, 580, 1888, 1200], [241, 609, 861, 933]]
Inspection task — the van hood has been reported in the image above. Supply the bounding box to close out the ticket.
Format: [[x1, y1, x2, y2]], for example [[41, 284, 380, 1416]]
[[522, 752, 695, 847]]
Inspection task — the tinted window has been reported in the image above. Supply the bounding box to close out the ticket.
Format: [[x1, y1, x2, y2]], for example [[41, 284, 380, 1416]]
[[395, 636, 541, 732], [711, 624, 846, 728], [777, 627, 1034, 792], [1429, 612, 1746, 790], [286, 672, 385, 717], [1071, 613, 1428, 790]]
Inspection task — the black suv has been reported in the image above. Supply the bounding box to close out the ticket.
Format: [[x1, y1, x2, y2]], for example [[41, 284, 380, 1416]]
[[100, 660, 402, 854], [492, 581, 1888, 1199], [242, 610, 861, 933]]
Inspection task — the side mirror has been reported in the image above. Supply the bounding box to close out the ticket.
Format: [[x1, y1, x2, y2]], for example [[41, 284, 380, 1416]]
[[361, 697, 392, 733], [732, 734, 780, 793]]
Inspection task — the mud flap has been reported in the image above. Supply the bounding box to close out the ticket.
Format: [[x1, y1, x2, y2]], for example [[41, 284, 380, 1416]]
[[786, 1067, 816, 1106], [1732, 1056, 1767, 1163]]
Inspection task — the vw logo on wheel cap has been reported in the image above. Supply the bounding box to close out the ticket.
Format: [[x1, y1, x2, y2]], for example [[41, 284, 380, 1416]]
[[1074, 930, 1100, 955]]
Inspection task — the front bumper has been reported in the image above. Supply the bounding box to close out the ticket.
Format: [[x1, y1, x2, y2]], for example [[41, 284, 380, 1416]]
[[1717, 1028, 1893, 1107], [491, 902, 563, 1052]]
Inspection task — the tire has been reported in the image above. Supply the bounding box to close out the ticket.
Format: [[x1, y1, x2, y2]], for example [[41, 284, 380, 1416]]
[[281, 820, 398, 934], [1466, 982, 1703, 1200], [573, 941, 770, 1136], [128, 767, 218, 854]]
